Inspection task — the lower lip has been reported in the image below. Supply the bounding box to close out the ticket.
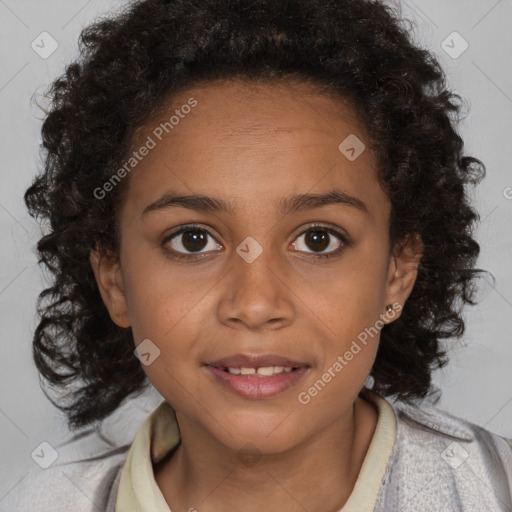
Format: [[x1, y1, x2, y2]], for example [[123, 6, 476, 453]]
[[204, 366, 309, 399]]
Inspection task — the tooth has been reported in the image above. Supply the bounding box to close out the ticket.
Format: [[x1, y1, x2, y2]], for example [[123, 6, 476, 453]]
[[226, 366, 297, 376], [256, 366, 274, 376]]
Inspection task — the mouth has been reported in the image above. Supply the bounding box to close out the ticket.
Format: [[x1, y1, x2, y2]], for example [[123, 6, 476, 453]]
[[203, 354, 310, 399], [215, 365, 301, 376]]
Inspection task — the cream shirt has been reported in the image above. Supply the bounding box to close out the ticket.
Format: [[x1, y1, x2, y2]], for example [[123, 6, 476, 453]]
[[115, 391, 396, 511]]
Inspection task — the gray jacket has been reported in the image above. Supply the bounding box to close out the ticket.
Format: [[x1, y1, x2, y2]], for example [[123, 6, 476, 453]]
[[2, 396, 511, 512]]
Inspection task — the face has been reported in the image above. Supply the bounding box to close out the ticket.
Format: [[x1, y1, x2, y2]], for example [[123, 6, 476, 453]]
[[91, 79, 421, 455]]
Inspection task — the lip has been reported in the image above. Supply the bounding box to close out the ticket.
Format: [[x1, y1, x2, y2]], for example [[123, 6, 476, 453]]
[[203, 353, 310, 399]]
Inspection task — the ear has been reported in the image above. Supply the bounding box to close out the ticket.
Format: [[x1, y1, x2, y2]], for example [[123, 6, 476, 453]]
[[382, 233, 423, 323], [89, 248, 131, 328]]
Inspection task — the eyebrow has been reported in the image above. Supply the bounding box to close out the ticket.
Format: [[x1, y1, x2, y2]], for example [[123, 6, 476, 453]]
[[141, 188, 368, 218]]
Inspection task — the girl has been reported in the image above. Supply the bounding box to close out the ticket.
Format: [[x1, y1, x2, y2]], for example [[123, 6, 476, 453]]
[[6, 0, 511, 510]]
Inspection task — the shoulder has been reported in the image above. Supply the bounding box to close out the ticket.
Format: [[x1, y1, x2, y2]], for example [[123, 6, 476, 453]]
[[1, 393, 164, 512], [376, 394, 512, 511], [1, 431, 129, 512]]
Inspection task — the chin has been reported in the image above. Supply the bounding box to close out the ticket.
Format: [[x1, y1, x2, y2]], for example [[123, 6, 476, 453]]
[[213, 408, 305, 454]]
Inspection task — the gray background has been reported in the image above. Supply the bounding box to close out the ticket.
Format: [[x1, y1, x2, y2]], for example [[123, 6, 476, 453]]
[[1, 0, 511, 501]]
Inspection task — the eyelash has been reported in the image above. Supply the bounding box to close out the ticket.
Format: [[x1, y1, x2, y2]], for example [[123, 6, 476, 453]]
[[161, 222, 350, 261]]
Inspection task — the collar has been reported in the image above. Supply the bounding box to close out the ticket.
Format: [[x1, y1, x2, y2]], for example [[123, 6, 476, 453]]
[[114, 401, 179, 512], [115, 390, 397, 512]]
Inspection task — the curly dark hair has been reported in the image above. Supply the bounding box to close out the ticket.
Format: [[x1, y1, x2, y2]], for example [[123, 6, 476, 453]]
[[25, 0, 489, 430]]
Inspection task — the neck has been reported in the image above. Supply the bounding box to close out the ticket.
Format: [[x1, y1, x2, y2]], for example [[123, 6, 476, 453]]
[[154, 396, 378, 512]]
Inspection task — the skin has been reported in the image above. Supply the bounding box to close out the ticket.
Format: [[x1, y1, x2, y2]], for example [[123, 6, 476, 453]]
[[90, 78, 423, 511]]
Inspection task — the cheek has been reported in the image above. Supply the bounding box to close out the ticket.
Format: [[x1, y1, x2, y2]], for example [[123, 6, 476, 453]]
[[121, 248, 218, 401], [297, 241, 389, 341], [121, 244, 213, 340]]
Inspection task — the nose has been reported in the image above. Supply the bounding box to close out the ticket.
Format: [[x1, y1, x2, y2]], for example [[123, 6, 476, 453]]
[[216, 247, 295, 331]]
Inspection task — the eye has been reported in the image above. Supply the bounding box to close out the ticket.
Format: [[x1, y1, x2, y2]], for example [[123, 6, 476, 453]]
[[161, 222, 349, 262], [162, 224, 222, 260], [290, 223, 349, 259]]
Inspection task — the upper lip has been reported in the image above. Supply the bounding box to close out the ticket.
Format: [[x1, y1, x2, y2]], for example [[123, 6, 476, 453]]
[[205, 353, 309, 369]]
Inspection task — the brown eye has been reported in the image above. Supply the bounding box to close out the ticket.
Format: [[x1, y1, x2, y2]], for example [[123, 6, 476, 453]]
[[163, 225, 222, 258], [290, 224, 347, 259], [180, 229, 208, 252], [304, 229, 330, 252]]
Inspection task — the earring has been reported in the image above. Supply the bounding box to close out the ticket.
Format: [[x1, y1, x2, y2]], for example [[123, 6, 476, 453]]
[[386, 304, 393, 313], [363, 374, 375, 389]]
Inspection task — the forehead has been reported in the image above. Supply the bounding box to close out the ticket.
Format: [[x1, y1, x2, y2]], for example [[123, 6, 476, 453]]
[[124, 79, 388, 221], [141, 78, 366, 143]]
